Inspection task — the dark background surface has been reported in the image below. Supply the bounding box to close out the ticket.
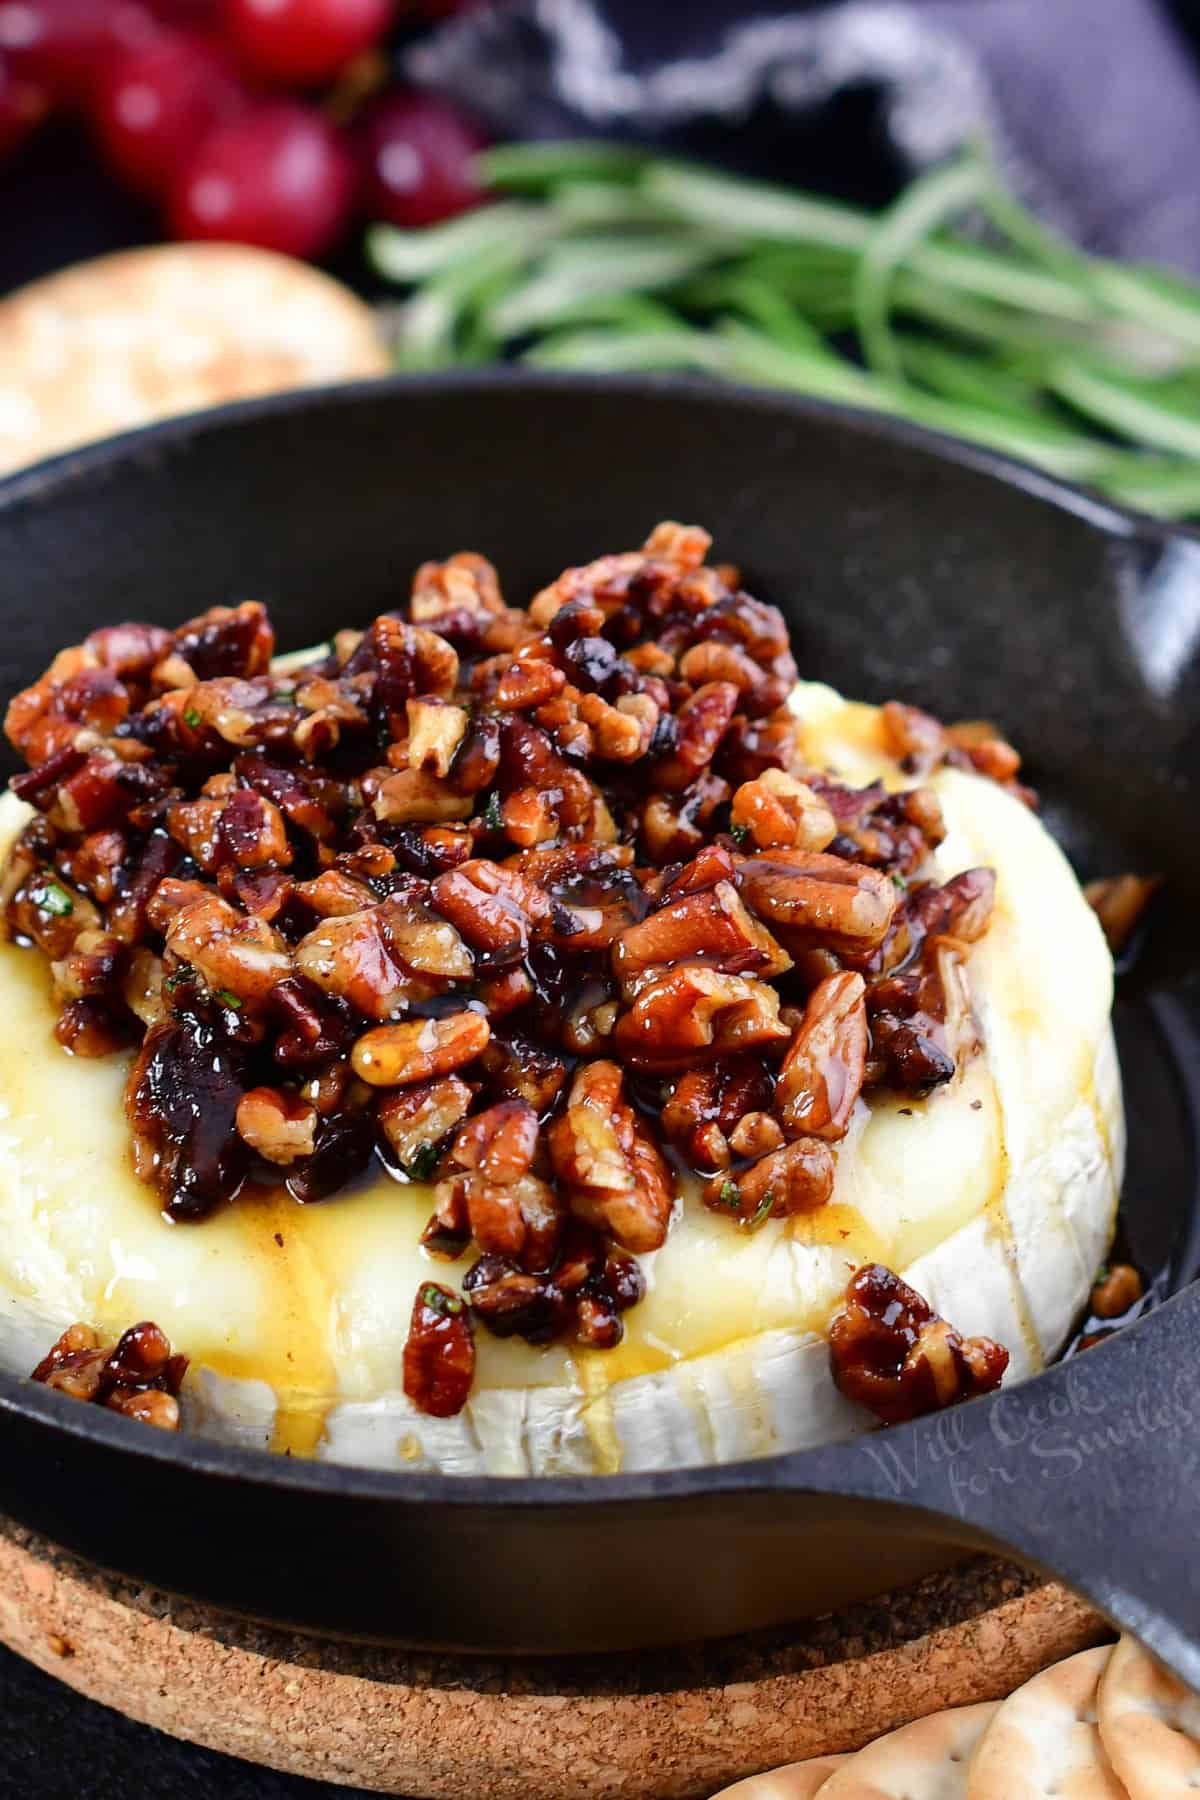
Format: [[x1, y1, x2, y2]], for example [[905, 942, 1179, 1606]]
[[0, 1643, 377, 1799], [6, 0, 1200, 298], [1, 0, 1199, 1793]]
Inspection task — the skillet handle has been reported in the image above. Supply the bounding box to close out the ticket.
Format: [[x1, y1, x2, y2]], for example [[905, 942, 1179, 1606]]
[[798, 1284, 1200, 1689]]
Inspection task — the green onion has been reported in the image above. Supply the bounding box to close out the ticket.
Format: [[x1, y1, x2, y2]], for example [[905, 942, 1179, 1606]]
[[482, 790, 504, 833], [214, 988, 243, 1010], [421, 1283, 463, 1317], [717, 1180, 741, 1213], [405, 1142, 442, 1183], [365, 140, 1200, 519], [34, 880, 73, 918], [183, 707, 201, 729], [741, 1190, 776, 1232]]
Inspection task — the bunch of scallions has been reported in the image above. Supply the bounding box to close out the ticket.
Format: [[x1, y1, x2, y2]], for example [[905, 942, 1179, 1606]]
[[366, 140, 1200, 520]]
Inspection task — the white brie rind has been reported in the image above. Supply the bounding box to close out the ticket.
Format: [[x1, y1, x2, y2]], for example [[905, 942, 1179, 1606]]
[[0, 680, 1124, 1473]]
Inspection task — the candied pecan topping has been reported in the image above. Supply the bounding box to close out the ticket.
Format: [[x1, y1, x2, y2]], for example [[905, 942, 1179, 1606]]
[[549, 1060, 673, 1253], [730, 770, 837, 853], [379, 1075, 474, 1178], [705, 1136, 835, 1225], [737, 850, 898, 956], [236, 1086, 319, 1165], [32, 1318, 187, 1430], [1084, 872, 1161, 956], [403, 1281, 475, 1417], [662, 1057, 773, 1171], [775, 971, 868, 1142], [3, 522, 1016, 1422], [830, 1264, 1009, 1424], [1089, 1261, 1144, 1320], [126, 1009, 251, 1219], [881, 700, 1031, 803]]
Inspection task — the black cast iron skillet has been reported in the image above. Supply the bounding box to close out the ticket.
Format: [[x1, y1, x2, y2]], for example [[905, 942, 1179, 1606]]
[[0, 374, 1197, 1680]]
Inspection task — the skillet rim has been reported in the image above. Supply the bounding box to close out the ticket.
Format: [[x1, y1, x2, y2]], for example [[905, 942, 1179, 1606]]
[[0, 365, 1188, 1510]]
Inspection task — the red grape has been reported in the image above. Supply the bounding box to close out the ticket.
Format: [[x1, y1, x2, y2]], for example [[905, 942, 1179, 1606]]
[[89, 30, 249, 195], [224, 0, 392, 86], [0, 0, 159, 104], [167, 101, 357, 258], [356, 89, 487, 229], [0, 46, 49, 157]]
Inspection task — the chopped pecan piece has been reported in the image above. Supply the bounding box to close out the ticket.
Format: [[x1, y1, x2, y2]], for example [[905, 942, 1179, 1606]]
[[731, 771, 837, 853], [613, 965, 789, 1071], [170, 601, 273, 681], [410, 550, 504, 622], [351, 1011, 490, 1087], [295, 870, 379, 918], [378, 1075, 474, 1177], [5, 650, 131, 764], [737, 849, 897, 955], [165, 890, 292, 1004], [577, 691, 659, 762], [678, 640, 766, 694], [451, 1099, 539, 1184], [403, 1282, 475, 1418], [640, 773, 730, 864], [236, 1086, 318, 1165], [882, 701, 1025, 795], [32, 1318, 187, 1430], [548, 1060, 674, 1253], [830, 1264, 1009, 1425], [662, 1057, 773, 1171], [442, 1169, 561, 1269], [51, 928, 125, 1000], [462, 1255, 569, 1344], [404, 697, 471, 777], [1084, 872, 1161, 956], [775, 971, 868, 1142], [946, 719, 1022, 782], [373, 767, 473, 825], [728, 1111, 785, 1159], [295, 896, 471, 1020], [477, 1033, 567, 1113], [615, 878, 790, 988], [880, 700, 947, 773], [431, 858, 550, 963], [905, 867, 996, 946], [651, 681, 740, 791], [706, 1136, 834, 1224], [1089, 1262, 1144, 1320]]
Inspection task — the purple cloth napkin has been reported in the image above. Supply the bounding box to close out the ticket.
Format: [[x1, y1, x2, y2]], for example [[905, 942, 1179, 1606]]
[[409, 0, 1200, 273]]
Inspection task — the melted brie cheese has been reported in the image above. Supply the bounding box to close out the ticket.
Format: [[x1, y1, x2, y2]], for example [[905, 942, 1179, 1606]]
[[0, 682, 1123, 1473]]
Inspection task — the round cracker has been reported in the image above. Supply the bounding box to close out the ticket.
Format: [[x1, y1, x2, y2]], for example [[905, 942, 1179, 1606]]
[[817, 1702, 996, 1799], [711, 1754, 848, 1798], [967, 1644, 1125, 1798], [0, 243, 390, 476], [1098, 1632, 1200, 1798]]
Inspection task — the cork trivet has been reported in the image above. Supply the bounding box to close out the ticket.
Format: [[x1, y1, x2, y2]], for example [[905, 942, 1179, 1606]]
[[0, 1520, 1109, 1800]]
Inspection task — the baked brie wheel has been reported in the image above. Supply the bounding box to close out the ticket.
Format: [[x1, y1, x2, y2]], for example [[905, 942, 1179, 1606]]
[[0, 525, 1123, 1474]]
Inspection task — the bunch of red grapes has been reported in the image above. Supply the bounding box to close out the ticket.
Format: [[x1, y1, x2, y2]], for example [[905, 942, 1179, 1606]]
[[0, 0, 489, 258]]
